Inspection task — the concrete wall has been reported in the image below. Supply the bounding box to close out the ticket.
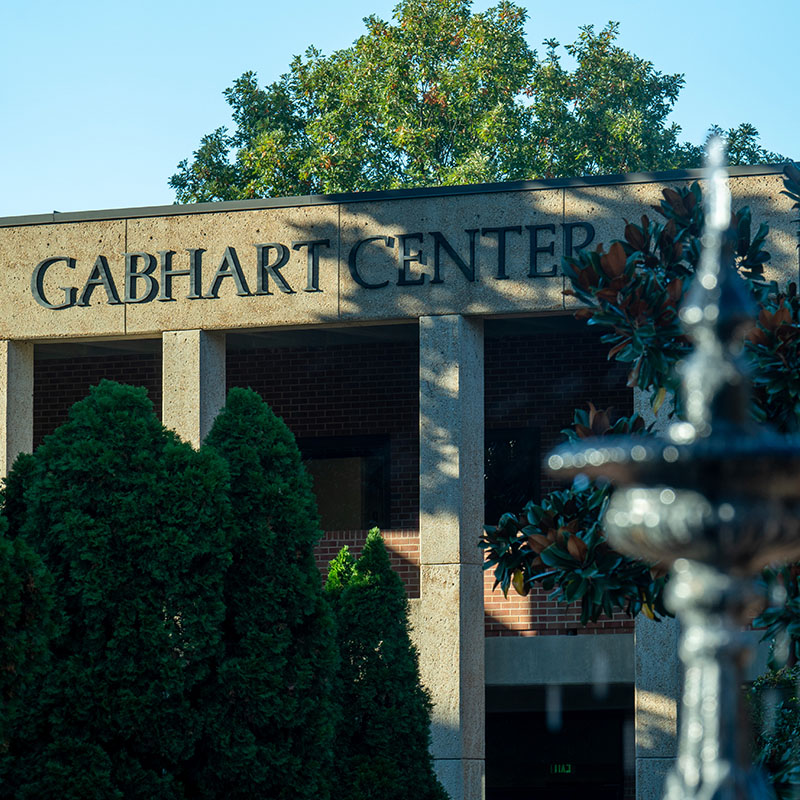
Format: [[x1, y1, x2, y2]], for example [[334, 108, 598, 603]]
[[485, 632, 634, 685], [1, 168, 793, 339], [418, 315, 486, 799]]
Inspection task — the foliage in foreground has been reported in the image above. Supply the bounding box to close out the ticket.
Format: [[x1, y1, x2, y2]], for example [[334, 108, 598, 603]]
[[0, 381, 233, 799], [481, 406, 669, 624], [199, 387, 337, 800], [0, 383, 340, 800], [326, 530, 447, 800], [0, 514, 54, 762], [479, 159, 800, 795], [0, 384, 443, 798], [170, 0, 781, 202], [749, 667, 800, 799]]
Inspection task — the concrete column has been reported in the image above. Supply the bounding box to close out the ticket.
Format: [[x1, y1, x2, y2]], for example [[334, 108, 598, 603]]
[[418, 314, 485, 800], [0, 340, 34, 478], [634, 616, 680, 799], [633, 388, 679, 800], [162, 330, 226, 447]]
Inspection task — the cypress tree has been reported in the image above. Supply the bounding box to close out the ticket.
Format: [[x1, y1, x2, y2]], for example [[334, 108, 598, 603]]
[[1, 380, 232, 799], [326, 529, 448, 800], [199, 387, 337, 799]]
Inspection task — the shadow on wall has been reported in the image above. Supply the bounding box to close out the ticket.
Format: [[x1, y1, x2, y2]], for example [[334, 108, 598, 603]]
[[636, 688, 677, 754], [30, 174, 793, 524]]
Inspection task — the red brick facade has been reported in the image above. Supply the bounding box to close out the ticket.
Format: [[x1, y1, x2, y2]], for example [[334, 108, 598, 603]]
[[31, 323, 635, 636], [485, 329, 633, 496], [483, 328, 634, 636], [227, 339, 420, 529], [33, 349, 162, 448]]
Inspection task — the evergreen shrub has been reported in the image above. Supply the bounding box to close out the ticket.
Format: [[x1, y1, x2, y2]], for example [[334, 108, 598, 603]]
[[326, 529, 447, 800], [1, 380, 232, 799], [0, 513, 54, 769], [199, 386, 337, 800]]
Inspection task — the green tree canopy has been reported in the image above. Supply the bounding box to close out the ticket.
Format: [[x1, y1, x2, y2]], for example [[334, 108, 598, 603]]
[[199, 387, 338, 800], [326, 530, 447, 800], [170, 0, 782, 203]]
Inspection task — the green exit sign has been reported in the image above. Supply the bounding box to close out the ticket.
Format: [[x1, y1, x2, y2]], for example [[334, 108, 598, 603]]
[[549, 763, 573, 775]]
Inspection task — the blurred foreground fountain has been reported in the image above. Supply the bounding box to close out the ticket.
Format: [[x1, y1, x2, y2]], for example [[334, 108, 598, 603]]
[[547, 139, 800, 799]]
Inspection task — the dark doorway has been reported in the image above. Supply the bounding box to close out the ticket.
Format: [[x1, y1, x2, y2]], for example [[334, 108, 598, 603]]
[[485, 684, 633, 800]]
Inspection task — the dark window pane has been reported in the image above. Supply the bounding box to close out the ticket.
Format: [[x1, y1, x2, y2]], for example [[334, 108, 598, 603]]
[[485, 428, 540, 525], [298, 436, 389, 530]]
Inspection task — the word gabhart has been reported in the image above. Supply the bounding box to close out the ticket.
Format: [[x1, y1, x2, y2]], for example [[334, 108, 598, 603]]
[[30, 223, 594, 309], [31, 240, 328, 310]]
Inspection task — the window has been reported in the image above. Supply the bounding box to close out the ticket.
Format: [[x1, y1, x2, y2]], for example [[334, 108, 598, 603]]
[[485, 428, 540, 525], [298, 435, 390, 531]]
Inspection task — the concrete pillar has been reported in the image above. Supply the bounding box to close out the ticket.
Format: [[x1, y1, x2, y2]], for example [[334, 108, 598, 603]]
[[418, 314, 485, 800], [162, 330, 226, 447], [0, 340, 34, 477], [634, 615, 680, 799], [633, 388, 679, 800]]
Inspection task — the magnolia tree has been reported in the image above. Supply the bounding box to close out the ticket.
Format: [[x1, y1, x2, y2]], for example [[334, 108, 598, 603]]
[[482, 164, 800, 625], [481, 162, 800, 794]]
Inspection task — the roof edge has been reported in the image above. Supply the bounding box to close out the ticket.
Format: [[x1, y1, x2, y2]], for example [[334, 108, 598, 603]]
[[0, 163, 789, 228]]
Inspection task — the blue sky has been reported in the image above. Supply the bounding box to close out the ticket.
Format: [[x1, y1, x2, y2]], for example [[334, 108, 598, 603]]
[[2, 0, 797, 217]]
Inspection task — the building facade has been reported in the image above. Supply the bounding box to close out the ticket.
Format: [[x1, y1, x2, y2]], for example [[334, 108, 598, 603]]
[[1, 165, 794, 799]]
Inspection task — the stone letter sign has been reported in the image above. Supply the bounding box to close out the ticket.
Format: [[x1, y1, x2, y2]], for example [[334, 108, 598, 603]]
[[30, 222, 594, 309]]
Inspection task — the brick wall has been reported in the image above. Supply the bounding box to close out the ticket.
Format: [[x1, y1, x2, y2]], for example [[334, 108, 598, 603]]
[[484, 574, 634, 637], [313, 526, 634, 635], [483, 329, 635, 635], [227, 340, 420, 530], [33, 351, 162, 448], [484, 330, 633, 496]]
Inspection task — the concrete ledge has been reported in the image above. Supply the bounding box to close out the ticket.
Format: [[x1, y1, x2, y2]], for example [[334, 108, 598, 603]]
[[425, 622, 769, 689], [485, 633, 634, 686], [0, 164, 786, 227]]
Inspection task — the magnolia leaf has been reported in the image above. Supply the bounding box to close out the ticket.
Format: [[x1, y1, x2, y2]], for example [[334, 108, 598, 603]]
[[624, 222, 647, 252], [527, 533, 554, 552], [566, 535, 588, 563], [652, 386, 667, 415], [512, 569, 529, 597], [600, 242, 627, 278]]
